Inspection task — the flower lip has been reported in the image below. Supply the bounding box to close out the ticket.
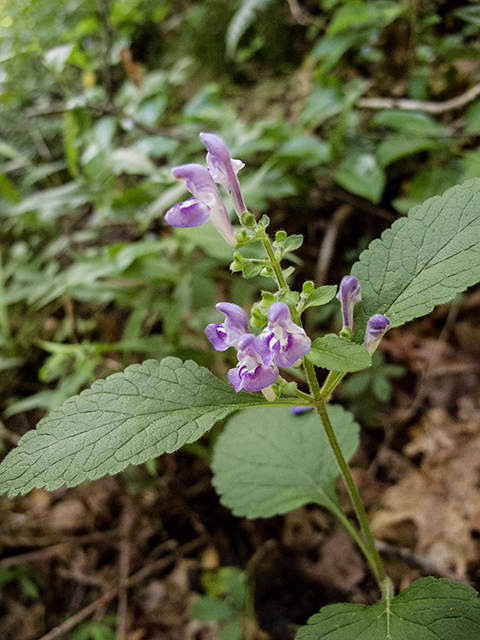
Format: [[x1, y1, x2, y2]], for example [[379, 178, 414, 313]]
[[336, 276, 362, 331], [228, 333, 279, 393], [164, 198, 210, 228], [200, 132, 247, 219]]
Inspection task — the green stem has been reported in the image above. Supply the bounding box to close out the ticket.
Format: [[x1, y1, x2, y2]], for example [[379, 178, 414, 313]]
[[320, 370, 346, 398], [314, 397, 387, 587], [261, 235, 289, 292]]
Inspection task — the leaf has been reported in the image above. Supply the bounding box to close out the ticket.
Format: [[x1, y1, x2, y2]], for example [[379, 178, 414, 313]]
[[307, 335, 371, 372], [377, 135, 438, 167], [44, 44, 74, 73], [0, 358, 267, 497], [335, 153, 385, 203], [212, 405, 359, 518], [351, 178, 480, 334], [110, 148, 156, 175], [226, 0, 275, 59], [372, 110, 442, 134], [300, 285, 337, 312], [327, 1, 406, 36], [296, 577, 480, 640]]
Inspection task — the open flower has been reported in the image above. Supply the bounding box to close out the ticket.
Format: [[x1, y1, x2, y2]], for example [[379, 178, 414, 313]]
[[364, 314, 391, 355], [165, 163, 237, 246], [227, 333, 279, 393], [256, 302, 311, 368], [200, 133, 247, 219], [204, 302, 249, 351], [336, 276, 362, 331]]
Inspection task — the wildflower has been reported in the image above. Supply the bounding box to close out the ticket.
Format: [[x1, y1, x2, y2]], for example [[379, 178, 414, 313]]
[[227, 333, 279, 393], [165, 163, 237, 246], [256, 302, 311, 368], [336, 276, 362, 331], [364, 314, 391, 355], [204, 303, 249, 351], [200, 133, 247, 219]]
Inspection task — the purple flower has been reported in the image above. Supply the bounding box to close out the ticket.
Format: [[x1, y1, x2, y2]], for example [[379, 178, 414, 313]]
[[204, 302, 249, 351], [257, 302, 311, 368], [336, 276, 362, 331], [290, 406, 311, 414], [200, 133, 247, 219], [165, 163, 237, 247], [364, 314, 391, 355], [228, 333, 279, 393]]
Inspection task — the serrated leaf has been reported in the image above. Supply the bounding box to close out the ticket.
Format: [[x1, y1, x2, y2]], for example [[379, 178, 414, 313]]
[[212, 405, 359, 518], [301, 285, 337, 311], [296, 577, 480, 640], [351, 179, 480, 334], [0, 358, 267, 497], [307, 335, 371, 372]]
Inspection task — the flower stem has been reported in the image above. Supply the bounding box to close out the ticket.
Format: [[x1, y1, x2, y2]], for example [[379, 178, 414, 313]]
[[314, 396, 387, 587], [261, 235, 289, 292]]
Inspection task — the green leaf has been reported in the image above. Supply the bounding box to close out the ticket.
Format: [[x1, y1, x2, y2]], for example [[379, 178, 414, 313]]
[[372, 110, 441, 134], [377, 135, 438, 167], [0, 358, 268, 497], [327, 1, 406, 36], [335, 153, 385, 203], [300, 285, 337, 311], [351, 178, 480, 333], [212, 405, 359, 518], [226, 0, 275, 58], [192, 596, 234, 622], [307, 335, 371, 372], [44, 43, 74, 73], [296, 577, 480, 640]]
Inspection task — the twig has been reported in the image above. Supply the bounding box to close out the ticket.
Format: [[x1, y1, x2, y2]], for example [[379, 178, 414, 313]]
[[36, 535, 206, 640], [0, 528, 122, 548], [358, 83, 480, 114], [315, 204, 352, 285], [25, 102, 188, 140], [286, 0, 315, 25], [375, 540, 473, 586]]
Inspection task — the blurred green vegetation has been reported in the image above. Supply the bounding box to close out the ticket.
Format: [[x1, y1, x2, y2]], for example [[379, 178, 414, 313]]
[[1, 0, 480, 426]]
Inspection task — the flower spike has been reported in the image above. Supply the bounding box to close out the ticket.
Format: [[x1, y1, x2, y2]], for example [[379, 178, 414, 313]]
[[364, 314, 391, 355], [165, 163, 237, 247], [200, 133, 247, 219], [336, 276, 362, 332]]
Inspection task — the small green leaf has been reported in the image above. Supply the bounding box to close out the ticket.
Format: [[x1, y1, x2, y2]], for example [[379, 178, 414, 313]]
[[0, 358, 268, 496], [297, 577, 480, 640], [351, 178, 480, 334], [212, 405, 359, 518], [300, 285, 337, 311], [372, 110, 441, 134], [307, 335, 371, 372], [226, 0, 274, 58], [335, 153, 385, 203], [192, 596, 234, 622]]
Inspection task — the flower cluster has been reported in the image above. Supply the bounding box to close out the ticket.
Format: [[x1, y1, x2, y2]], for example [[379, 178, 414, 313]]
[[164, 133, 246, 247], [205, 302, 311, 394]]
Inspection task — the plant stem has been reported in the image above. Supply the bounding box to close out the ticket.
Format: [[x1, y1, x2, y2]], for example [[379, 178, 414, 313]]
[[261, 235, 289, 292], [314, 396, 387, 587]]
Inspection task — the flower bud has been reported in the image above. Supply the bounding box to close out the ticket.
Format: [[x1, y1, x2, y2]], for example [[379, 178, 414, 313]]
[[364, 314, 391, 355]]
